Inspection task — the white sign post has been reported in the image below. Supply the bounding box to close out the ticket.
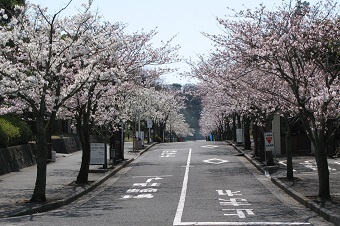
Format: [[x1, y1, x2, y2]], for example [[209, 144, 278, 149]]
[[90, 143, 106, 165]]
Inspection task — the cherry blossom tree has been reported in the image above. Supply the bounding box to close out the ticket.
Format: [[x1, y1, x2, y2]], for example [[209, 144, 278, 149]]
[[0, 1, 115, 201], [116, 84, 191, 142], [58, 26, 179, 183], [200, 0, 339, 199]]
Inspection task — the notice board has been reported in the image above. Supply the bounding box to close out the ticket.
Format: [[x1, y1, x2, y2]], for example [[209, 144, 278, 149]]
[[90, 143, 105, 165]]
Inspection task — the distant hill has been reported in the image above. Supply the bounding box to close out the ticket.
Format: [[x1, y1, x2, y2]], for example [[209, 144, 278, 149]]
[[181, 84, 204, 140]]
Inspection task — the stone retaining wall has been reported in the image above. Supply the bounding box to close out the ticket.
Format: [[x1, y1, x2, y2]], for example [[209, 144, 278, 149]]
[[0, 143, 36, 175], [51, 136, 81, 154], [0, 136, 82, 175]]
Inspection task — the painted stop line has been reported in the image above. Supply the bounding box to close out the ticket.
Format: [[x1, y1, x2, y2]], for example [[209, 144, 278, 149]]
[[203, 158, 229, 165]]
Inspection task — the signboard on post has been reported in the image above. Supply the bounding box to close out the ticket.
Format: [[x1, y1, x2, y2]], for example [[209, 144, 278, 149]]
[[236, 128, 244, 143], [264, 132, 274, 152], [90, 143, 105, 165], [146, 119, 153, 128]]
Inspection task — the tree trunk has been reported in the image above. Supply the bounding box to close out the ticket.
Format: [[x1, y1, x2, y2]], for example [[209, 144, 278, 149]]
[[244, 116, 251, 150], [300, 116, 331, 200], [232, 113, 237, 142], [252, 123, 259, 157], [314, 132, 331, 200], [284, 120, 294, 180], [226, 118, 232, 140], [237, 114, 241, 128], [76, 110, 91, 184], [30, 114, 47, 202], [159, 122, 165, 142]]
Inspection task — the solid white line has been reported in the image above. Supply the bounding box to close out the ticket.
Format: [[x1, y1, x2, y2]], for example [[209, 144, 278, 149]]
[[173, 148, 192, 225], [175, 222, 310, 225]]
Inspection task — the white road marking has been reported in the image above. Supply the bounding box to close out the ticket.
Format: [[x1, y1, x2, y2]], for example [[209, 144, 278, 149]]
[[299, 161, 317, 171], [201, 145, 219, 148], [329, 166, 337, 171], [173, 149, 311, 226], [173, 148, 192, 225], [146, 177, 164, 182], [203, 158, 229, 165], [132, 175, 173, 178], [174, 222, 310, 225], [278, 161, 297, 171]]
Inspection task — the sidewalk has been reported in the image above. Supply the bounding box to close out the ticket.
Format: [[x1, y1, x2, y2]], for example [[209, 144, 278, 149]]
[[0, 142, 157, 218], [229, 142, 340, 226]]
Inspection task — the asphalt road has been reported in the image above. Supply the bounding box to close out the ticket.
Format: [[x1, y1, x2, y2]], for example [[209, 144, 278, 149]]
[[0, 141, 334, 226]]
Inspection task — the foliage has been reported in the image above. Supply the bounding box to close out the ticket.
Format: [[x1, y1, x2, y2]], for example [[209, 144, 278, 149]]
[[0, 0, 25, 24], [153, 134, 162, 143], [0, 0, 186, 200], [0, 114, 32, 147], [189, 0, 339, 199]]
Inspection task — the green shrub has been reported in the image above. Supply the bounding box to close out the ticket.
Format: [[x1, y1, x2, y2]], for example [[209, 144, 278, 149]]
[[153, 135, 162, 143], [0, 114, 33, 148]]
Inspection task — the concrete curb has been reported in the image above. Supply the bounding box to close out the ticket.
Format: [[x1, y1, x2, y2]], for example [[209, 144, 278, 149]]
[[8, 142, 158, 218], [227, 141, 340, 226], [271, 178, 340, 225]]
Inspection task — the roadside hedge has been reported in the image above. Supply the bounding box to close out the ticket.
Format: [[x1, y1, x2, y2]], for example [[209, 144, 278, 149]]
[[153, 134, 162, 143], [0, 114, 33, 148]]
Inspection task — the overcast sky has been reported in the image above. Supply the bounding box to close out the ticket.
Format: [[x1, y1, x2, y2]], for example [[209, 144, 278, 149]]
[[28, 0, 320, 84]]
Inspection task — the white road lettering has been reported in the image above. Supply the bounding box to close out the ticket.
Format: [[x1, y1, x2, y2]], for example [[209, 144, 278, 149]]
[[132, 182, 161, 187], [160, 150, 177, 157], [217, 190, 242, 196], [126, 188, 158, 193], [219, 198, 251, 206], [120, 194, 154, 199], [222, 209, 255, 218], [172, 149, 311, 226], [146, 177, 163, 182]]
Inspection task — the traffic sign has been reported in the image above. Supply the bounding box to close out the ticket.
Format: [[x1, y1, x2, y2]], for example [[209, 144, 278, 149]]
[[264, 132, 274, 152]]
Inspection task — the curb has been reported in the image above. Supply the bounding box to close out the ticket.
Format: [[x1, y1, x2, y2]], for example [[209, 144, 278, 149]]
[[227, 141, 340, 226], [7, 142, 158, 218], [271, 178, 340, 225]]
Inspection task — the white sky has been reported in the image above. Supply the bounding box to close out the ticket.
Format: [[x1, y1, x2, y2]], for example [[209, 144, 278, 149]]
[[28, 0, 320, 84]]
